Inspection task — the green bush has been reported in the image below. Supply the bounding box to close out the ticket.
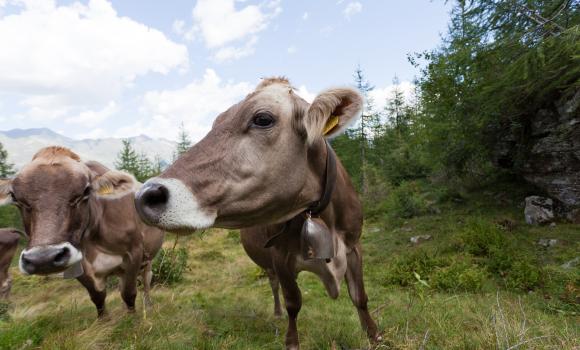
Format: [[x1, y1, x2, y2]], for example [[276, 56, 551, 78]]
[[459, 219, 506, 257], [504, 258, 542, 292], [431, 259, 487, 292], [152, 247, 188, 285], [385, 181, 428, 219], [385, 249, 450, 287]]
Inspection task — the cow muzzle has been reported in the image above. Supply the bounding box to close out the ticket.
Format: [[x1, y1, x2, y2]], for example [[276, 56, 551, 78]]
[[19, 242, 83, 275], [134, 178, 216, 232], [134, 181, 169, 225]]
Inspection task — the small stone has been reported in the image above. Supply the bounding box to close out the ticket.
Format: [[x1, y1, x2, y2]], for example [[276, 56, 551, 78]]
[[537, 238, 558, 247], [549, 222, 556, 228], [410, 235, 432, 244], [368, 227, 380, 233]]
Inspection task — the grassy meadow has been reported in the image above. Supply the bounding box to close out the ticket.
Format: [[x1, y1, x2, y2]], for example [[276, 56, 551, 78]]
[[0, 185, 578, 350]]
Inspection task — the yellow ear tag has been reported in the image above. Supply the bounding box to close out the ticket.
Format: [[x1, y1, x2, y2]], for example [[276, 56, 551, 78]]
[[323, 115, 340, 135], [97, 185, 113, 196]]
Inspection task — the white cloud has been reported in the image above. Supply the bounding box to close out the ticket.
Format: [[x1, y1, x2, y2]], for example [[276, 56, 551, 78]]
[[296, 85, 315, 103], [369, 80, 415, 112], [302, 12, 308, 20], [172, 19, 185, 35], [65, 101, 117, 127], [183, 0, 281, 62], [122, 69, 254, 141], [343, 1, 362, 20], [320, 25, 334, 36], [0, 0, 188, 123], [287, 45, 296, 54], [213, 36, 258, 62]]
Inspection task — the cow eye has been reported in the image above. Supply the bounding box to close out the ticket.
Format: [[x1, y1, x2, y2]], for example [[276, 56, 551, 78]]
[[252, 113, 275, 128], [83, 186, 92, 198]]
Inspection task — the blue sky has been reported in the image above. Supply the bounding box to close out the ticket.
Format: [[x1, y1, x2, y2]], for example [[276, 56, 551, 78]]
[[0, 0, 450, 141]]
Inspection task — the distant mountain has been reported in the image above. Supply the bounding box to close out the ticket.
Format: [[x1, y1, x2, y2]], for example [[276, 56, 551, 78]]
[[0, 128, 177, 170]]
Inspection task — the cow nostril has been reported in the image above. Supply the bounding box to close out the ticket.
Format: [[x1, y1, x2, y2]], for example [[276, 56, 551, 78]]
[[21, 256, 32, 266], [53, 247, 70, 266], [142, 184, 169, 209]]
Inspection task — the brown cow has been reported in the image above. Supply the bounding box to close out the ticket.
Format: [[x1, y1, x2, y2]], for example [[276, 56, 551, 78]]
[[0, 147, 165, 316], [134, 78, 380, 349], [0, 228, 22, 300]]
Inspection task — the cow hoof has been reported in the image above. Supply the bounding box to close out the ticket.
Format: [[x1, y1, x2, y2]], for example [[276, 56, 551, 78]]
[[370, 332, 383, 343]]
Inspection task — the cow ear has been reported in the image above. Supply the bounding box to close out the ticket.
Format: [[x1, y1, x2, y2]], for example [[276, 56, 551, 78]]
[[0, 179, 13, 205], [92, 171, 139, 199], [304, 87, 363, 145]]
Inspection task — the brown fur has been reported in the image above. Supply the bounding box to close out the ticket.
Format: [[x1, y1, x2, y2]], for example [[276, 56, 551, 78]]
[[32, 146, 81, 163], [3, 147, 164, 316], [0, 228, 20, 300]]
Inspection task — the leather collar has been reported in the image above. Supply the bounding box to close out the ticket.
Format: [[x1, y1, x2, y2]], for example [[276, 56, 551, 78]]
[[306, 140, 337, 217]]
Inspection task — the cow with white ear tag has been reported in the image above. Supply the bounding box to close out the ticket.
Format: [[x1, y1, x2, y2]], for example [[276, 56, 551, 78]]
[[0, 147, 164, 317], [135, 78, 380, 349]]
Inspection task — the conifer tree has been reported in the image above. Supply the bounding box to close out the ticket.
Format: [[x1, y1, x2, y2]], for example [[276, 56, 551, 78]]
[[0, 142, 15, 177]]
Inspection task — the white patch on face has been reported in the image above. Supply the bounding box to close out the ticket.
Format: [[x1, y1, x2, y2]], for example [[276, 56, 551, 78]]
[[151, 178, 216, 230], [19, 242, 83, 275], [92, 252, 123, 275]]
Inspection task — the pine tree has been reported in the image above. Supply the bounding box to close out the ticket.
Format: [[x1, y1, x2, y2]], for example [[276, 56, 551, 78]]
[[174, 122, 192, 160], [353, 65, 379, 194], [0, 142, 15, 177], [385, 76, 407, 135], [137, 152, 155, 182], [115, 139, 140, 177]]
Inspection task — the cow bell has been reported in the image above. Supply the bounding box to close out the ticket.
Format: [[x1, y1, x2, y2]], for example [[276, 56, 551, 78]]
[[300, 216, 335, 261]]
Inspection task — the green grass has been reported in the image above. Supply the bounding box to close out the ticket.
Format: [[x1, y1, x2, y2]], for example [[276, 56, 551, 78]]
[[0, 186, 578, 349]]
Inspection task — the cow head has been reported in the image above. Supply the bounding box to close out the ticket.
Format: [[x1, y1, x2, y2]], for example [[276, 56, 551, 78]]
[[0, 146, 137, 275], [135, 78, 362, 232]]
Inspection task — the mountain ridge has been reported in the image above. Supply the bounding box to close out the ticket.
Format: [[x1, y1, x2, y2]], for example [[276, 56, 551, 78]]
[[0, 128, 177, 170]]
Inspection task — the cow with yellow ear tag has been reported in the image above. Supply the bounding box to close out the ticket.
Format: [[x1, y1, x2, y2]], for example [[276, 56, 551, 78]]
[[135, 77, 380, 349]]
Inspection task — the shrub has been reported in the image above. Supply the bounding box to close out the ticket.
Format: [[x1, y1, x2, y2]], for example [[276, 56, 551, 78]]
[[431, 259, 487, 292], [385, 181, 428, 219], [385, 249, 450, 287], [459, 219, 506, 257], [152, 247, 188, 285], [504, 258, 542, 292]]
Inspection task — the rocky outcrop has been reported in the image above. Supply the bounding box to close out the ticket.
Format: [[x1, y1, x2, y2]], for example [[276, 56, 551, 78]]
[[493, 89, 580, 210], [524, 196, 554, 225]]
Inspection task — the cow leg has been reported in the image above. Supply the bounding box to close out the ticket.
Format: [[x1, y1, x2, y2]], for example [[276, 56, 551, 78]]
[[345, 243, 380, 341], [141, 260, 153, 307], [0, 271, 11, 300], [77, 274, 107, 318], [119, 250, 142, 313], [266, 268, 282, 317], [273, 253, 302, 350]]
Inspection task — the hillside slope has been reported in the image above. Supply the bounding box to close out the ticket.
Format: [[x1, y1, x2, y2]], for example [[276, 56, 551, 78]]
[[0, 187, 578, 349]]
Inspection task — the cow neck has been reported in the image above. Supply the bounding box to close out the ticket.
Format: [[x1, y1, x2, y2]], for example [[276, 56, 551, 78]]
[[264, 140, 337, 248], [306, 139, 337, 217]]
